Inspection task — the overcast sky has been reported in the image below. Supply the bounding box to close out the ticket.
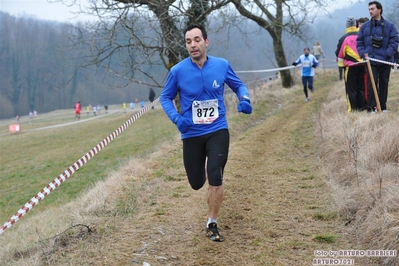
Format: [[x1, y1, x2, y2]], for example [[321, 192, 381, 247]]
[[0, 0, 371, 24], [0, 0, 95, 22]]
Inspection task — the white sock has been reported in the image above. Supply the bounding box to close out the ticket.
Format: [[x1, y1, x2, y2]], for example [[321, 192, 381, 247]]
[[207, 217, 218, 228]]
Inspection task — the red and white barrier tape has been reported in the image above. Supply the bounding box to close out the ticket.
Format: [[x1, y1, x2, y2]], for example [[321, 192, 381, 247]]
[[368, 57, 399, 67], [0, 99, 159, 235]]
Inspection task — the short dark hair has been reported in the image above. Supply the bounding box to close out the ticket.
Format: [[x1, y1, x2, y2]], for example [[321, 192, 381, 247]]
[[184, 24, 208, 40], [356, 17, 370, 27], [369, 1, 383, 15]]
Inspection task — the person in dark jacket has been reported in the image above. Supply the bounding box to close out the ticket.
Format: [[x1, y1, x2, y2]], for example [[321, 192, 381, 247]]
[[356, 1, 398, 112], [149, 88, 156, 109]]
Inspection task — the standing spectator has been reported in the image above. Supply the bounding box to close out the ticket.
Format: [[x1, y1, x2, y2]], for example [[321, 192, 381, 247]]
[[29, 111, 33, 124], [357, 17, 369, 28], [160, 24, 252, 242], [394, 46, 399, 71], [149, 88, 156, 109], [292, 47, 319, 102], [130, 102, 135, 109], [86, 105, 90, 116], [336, 16, 365, 112], [357, 17, 370, 102], [122, 102, 127, 113], [312, 41, 325, 61], [97, 104, 101, 114], [93, 105, 97, 116], [104, 103, 108, 113], [75, 101, 81, 120], [336, 57, 344, 81], [356, 1, 399, 112], [140, 100, 145, 108]]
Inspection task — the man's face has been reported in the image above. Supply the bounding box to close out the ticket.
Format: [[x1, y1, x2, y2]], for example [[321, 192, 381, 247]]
[[369, 4, 381, 19], [185, 28, 209, 61], [304, 49, 310, 56]]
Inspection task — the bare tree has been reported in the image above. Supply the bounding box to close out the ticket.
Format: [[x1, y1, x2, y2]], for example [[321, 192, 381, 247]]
[[59, 0, 331, 92], [59, 2, 229, 85], [385, 1, 399, 26], [229, 0, 332, 88], [58, 0, 231, 111]]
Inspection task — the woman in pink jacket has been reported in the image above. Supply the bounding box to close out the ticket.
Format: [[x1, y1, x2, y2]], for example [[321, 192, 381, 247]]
[[337, 17, 365, 112]]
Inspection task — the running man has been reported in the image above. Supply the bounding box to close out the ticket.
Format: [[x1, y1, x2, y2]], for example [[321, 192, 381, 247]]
[[292, 48, 319, 102], [160, 24, 252, 242]]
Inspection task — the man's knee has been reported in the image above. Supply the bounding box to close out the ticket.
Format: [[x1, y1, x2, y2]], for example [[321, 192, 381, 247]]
[[208, 176, 223, 187], [190, 181, 205, 190], [188, 175, 206, 190]]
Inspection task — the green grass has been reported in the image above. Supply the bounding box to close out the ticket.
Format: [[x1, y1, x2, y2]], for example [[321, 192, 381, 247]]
[[313, 233, 338, 244], [0, 105, 177, 223], [313, 212, 337, 221]]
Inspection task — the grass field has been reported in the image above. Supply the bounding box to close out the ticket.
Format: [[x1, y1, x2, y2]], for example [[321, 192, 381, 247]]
[[0, 103, 177, 223]]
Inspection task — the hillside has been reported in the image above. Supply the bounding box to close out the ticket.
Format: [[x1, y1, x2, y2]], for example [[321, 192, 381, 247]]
[[1, 69, 399, 265]]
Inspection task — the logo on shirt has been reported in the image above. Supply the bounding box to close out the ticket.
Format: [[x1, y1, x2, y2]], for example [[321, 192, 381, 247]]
[[212, 80, 220, 88], [193, 101, 200, 107]]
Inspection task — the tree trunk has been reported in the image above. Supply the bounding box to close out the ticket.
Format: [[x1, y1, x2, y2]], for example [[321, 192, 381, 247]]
[[272, 38, 293, 88], [230, 0, 297, 88]]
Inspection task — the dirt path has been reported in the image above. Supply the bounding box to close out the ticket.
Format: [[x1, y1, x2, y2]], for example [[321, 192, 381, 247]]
[[45, 80, 362, 266]]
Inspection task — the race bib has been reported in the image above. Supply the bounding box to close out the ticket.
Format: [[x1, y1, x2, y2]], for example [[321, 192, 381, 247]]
[[192, 99, 219, 124], [302, 60, 311, 67]]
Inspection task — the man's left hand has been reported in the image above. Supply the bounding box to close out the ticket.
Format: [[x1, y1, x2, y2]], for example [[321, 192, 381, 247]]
[[237, 97, 252, 114]]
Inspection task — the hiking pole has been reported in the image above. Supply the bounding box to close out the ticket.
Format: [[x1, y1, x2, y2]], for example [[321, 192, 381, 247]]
[[365, 53, 382, 113]]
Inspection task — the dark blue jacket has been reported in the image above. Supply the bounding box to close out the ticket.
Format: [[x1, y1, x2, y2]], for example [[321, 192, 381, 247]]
[[357, 17, 399, 64]]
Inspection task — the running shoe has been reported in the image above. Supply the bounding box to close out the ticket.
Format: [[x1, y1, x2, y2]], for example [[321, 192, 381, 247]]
[[207, 222, 224, 242]]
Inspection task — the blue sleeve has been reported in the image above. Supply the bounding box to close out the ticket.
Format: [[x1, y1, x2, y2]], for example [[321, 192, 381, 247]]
[[357, 27, 365, 58], [160, 71, 180, 124], [386, 24, 399, 58], [225, 63, 249, 100]]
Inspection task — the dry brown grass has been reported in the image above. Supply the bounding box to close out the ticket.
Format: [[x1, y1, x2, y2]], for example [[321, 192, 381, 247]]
[[2, 70, 399, 265], [317, 71, 399, 265]]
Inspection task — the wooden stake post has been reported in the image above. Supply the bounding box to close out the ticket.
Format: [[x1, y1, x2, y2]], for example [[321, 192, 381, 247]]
[[365, 53, 382, 113]]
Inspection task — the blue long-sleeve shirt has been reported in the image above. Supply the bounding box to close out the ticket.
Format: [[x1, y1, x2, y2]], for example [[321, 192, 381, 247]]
[[294, 54, 318, 77], [160, 55, 249, 139]]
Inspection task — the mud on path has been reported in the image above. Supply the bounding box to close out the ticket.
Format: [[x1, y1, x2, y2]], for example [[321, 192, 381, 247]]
[[47, 80, 363, 266]]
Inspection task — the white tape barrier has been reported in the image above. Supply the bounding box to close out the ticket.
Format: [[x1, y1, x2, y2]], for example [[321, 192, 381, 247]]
[[235, 65, 296, 73], [346, 60, 368, 67], [0, 99, 159, 235], [235, 58, 338, 74], [368, 57, 399, 68], [342, 58, 399, 68], [235, 57, 399, 73]]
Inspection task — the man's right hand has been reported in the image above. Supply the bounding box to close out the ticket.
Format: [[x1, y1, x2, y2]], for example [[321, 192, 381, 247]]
[[292, 62, 298, 66], [176, 116, 193, 133]]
